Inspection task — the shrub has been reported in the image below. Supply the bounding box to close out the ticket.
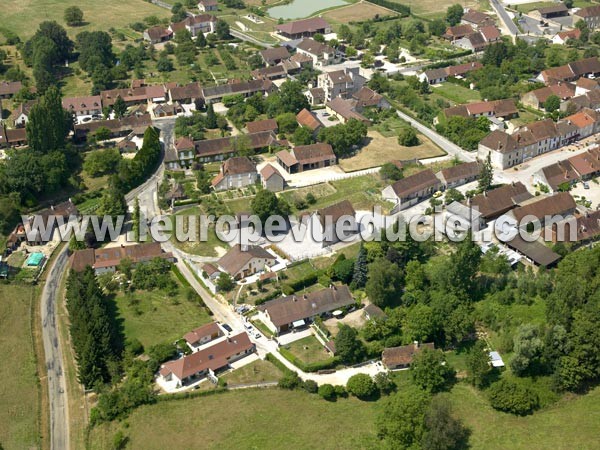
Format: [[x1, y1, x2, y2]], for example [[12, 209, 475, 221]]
[[334, 385, 348, 398], [318, 383, 336, 401], [303, 379, 318, 394], [278, 371, 302, 390], [488, 379, 539, 415], [346, 374, 377, 400]]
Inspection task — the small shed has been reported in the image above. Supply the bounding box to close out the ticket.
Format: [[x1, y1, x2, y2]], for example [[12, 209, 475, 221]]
[[489, 351, 505, 368]]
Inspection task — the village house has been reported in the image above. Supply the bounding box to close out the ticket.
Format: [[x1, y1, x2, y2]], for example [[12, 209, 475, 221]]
[[468, 182, 533, 222], [363, 303, 386, 321], [551, 28, 582, 45], [158, 332, 255, 388], [211, 156, 258, 191], [296, 108, 323, 135], [260, 163, 286, 192], [62, 95, 102, 118], [183, 322, 224, 352], [198, 0, 218, 12], [382, 342, 435, 370], [257, 285, 355, 334], [521, 82, 576, 110], [306, 87, 325, 106], [561, 89, 600, 112], [436, 161, 482, 189], [0, 124, 27, 149], [74, 114, 152, 141], [307, 200, 358, 247], [442, 99, 518, 121], [173, 136, 196, 167], [251, 65, 288, 81], [443, 24, 475, 41], [70, 242, 175, 274], [245, 118, 278, 134], [317, 67, 365, 102], [195, 131, 281, 163], [276, 17, 331, 39], [0, 81, 22, 99], [217, 244, 277, 280], [453, 31, 487, 52], [12, 100, 37, 128], [352, 86, 390, 109], [381, 169, 443, 210], [537, 3, 569, 19], [295, 38, 338, 67], [325, 97, 370, 124], [507, 192, 577, 228], [100, 85, 167, 107], [201, 79, 275, 104], [573, 5, 600, 30], [168, 82, 203, 106], [276, 143, 337, 174], [539, 57, 600, 84], [170, 14, 217, 37], [260, 46, 291, 66], [534, 159, 580, 192], [549, 209, 600, 245], [461, 9, 495, 28], [420, 62, 483, 85], [143, 26, 173, 44]]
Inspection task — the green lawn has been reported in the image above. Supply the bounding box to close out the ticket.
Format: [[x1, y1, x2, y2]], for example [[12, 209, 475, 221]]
[[0, 0, 170, 40], [284, 335, 331, 364], [220, 359, 283, 386], [169, 207, 229, 258], [88, 389, 378, 449], [513, 0, 594, 13], [432, 83, 482, 104], [113, 272, 212, 348], [0, 284, 41, 450]]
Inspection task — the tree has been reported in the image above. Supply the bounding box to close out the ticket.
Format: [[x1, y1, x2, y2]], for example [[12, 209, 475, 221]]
[[206, 103, 218, 129], [217, 272, 235, 292], [26, 86, 71, 154], [94, 126, 112, 142], [352, 243, 368, 288], [545, 94, 561, 113], [216, 20, 231, 40], [422, 396, 469, 450], [64, 6, 84, 26], [276, 112, 298, 134], [377, 386, 431, 448], [411, 348, 455, 393], [318, 383, 336, 401], [278, 371, 301, 389], [398, 127, 420, 147], [346, 374, 377, 399], [466, 341, 492, 388], [132, 197, 141, 241], [83, 148, 121, 177], [365, 258, 402, 307], [488, 379, 539, 415], [23, 21, 73, 67], [251, 189, 289, 225], [317, 119, 368, 158], [444, 188, 464, 204], [335, 324, 365, 364], [380, 162, 403, 181], [266, 81, 309, 117], [445, 4, 464, 26], [98, 184, 127, 218], [156, 56, 173, 72], [374, 372, 396, 395], [292, 126, 314, 145], [429, 19, 447, 37], [112, 95, 127, 119], [478, 151, 494, 191], [196, 31, 207, 48], [510, 324, 544, 376], [564, 0, 574, 7]]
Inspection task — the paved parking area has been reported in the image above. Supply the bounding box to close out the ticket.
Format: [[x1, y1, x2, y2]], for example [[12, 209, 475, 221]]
[[571, 181, 600, 210]]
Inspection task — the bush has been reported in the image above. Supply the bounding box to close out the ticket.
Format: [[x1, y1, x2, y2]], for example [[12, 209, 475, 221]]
[[278, 371, 302, 390], [334, 385, 348, 398], [318, 383, 336, 401], [126, 338, 144, 356], [346, 374, 378, 400], [303, 379, 318, 394], [488, 379, 539, 415]]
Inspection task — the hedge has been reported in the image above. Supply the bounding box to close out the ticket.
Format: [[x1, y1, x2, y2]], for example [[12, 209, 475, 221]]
[[278, 347, 340, 373], [285, 273, 319, 292], [254, 289, 283, 306], [265, 352, 294, 375]]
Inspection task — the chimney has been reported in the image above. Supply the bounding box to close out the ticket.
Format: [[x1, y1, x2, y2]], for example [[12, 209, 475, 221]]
[[303, 294, 308, 300], [414, 341, 420, 350], [293, 296, 297, 302]]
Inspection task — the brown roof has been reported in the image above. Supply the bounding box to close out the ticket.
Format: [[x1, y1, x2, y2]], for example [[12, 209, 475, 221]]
[[260, 163, 283, 181], [564, 108, 600, 129], [538, 3, 568, 15], [260, 46, 290, 63], [465, 32, 487, 50], [568, 146, 600, 177], [87, 242, 173, 270], [0, 81, 22, 96], [202, 263, 220, 276], [326, 97, 369, 123], [246, 118, 278, 134], [575, 4, 600, 18], [183, 322, 222, 345], [74, 114, 152, 137], [444, 24, 475, 38], [446, 61, 483, 77], [169, 82, 202, 101], [364, 303, 385, 319], [217, 244, 275, 276], [296, 38, 334, 56], [296, 108, 321, 131], [195, 131, 277, 158], [469, 182, 532, 219], [462, 9, 494, 26], [160, 332, 254, 380], [257, 285, 354, 328], [62, 95, 102, 113], [291, 143, 335, 164], [480, 130, 518, 153], [221, 156, 256, 176], [480, 25, 501, 42], [559, 209, 600, 242], [352, 86, 383, 107], [510, 192, 576, 223], [145, 26, 172, 41], [382, 342, 435, 368], [541, 160, 579, 190], [439, 161, 482, 185], [276, 17, 330, 35], [528, 82, 576, 102], [389, 169, 441, 199], [557, 28, 581, 42], [70, 248, 96, 273], [317, 200, 356, 229]]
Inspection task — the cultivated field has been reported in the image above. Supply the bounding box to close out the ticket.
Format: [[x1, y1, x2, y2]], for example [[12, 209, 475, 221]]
[[88, 389, 378, 449], [0, 284, 41, 450], [388, 0, 481, 18], [323, 2, 398, 23], [339, 131, 446, 171], [0, 0, 170, 40]]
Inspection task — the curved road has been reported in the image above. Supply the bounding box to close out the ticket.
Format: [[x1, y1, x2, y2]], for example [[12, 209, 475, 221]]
[[40, 245, 71, 450]]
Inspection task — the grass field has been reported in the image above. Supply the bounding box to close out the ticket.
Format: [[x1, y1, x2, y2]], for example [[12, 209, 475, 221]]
[[323, 2, 398, 23], [0, 284, 41, 450], [513, 0, 594, 13], [284, 335, 331, 364], [221, 359, 283, 385], [88, 388, 378, 449], [389, 0, 481, 18], [432, 83, 482, 104], [339, 131, 446, 171], [113, 272, 212, 348], [169, 207, 229, 258], [0, 0, 170, 40]]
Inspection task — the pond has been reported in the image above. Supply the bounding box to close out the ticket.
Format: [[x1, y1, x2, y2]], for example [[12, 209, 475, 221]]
[[268, 0, 348, 20]]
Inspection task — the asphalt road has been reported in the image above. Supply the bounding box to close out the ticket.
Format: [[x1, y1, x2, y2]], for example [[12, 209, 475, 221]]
[[395, 110, 476, 162], [40, 246, 71, 450], [491, 0, 519, 36]]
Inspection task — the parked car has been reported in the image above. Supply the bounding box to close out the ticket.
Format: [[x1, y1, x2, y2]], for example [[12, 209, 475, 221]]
[[255, 332, 262, 339], [584, 182, 590, 190], [222, 324, 233, 332]]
